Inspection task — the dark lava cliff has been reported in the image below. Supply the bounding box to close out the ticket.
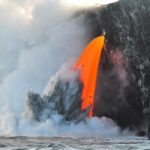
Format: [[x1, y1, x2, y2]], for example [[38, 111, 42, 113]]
[[83, 0, 150, 128]]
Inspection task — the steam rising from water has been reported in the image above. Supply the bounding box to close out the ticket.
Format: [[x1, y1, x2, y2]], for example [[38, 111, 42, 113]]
[[0, 0, 122, 136], [0, 0, 87, 112]]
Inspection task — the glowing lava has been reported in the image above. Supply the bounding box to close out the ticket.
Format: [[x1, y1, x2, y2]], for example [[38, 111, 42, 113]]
[[74, 35, 105, 117]]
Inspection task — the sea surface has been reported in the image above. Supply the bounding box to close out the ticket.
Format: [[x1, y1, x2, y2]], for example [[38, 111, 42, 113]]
[[0, 136, 149, 150]]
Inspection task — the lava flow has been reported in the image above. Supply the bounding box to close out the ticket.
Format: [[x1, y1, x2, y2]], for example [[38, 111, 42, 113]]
[[74, 35, 105, 117]]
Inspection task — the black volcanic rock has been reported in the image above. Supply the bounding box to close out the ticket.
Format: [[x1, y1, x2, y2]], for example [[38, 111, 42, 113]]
[[82, 0, 150, 128]]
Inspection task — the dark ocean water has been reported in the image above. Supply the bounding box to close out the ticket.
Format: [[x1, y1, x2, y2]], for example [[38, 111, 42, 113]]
[[0, 136, 149, 150]]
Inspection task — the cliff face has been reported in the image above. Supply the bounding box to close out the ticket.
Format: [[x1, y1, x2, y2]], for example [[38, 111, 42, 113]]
[[84, 0, 150, 128]]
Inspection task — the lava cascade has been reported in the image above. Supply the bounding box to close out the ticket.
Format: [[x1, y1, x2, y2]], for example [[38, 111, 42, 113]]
[[74, 35, 105, 116]]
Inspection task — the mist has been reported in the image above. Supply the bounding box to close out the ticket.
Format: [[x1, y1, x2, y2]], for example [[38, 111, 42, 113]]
[[0, 0, 88, 111]]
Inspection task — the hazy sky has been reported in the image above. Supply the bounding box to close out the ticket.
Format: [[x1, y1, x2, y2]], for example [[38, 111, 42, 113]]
[[64, 0, 119, 7]]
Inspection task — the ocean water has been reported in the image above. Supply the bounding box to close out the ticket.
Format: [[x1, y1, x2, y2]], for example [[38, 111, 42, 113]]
[[0, 136, 149, 150]]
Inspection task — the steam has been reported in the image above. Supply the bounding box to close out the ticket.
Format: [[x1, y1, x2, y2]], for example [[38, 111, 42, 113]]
[[0, 0, 87, 112], [0, 0, 123, 137], [110, 49, 129, 88], [95, 48, 130, 121]]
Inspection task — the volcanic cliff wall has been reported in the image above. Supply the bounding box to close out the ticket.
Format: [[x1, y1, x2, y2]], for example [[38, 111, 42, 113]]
[[83, 0, 150, 128]]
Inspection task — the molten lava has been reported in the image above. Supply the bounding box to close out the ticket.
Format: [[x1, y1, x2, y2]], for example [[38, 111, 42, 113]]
[[74, 35, 105, 117]]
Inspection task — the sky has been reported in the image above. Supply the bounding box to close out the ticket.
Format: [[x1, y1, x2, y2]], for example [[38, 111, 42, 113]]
[[64, 0, 119, 7]]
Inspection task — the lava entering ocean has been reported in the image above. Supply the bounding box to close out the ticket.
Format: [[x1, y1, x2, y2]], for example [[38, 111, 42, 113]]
[[1, 0, 150, 138], [74, 35, 105, 117]]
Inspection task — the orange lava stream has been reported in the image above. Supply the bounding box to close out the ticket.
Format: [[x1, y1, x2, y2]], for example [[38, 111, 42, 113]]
[[74, 35, 105, 117]]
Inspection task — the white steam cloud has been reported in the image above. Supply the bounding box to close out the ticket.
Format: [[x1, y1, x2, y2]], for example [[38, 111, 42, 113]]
[[0, 0, 122, 137], [0, 0, 87, 113]]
